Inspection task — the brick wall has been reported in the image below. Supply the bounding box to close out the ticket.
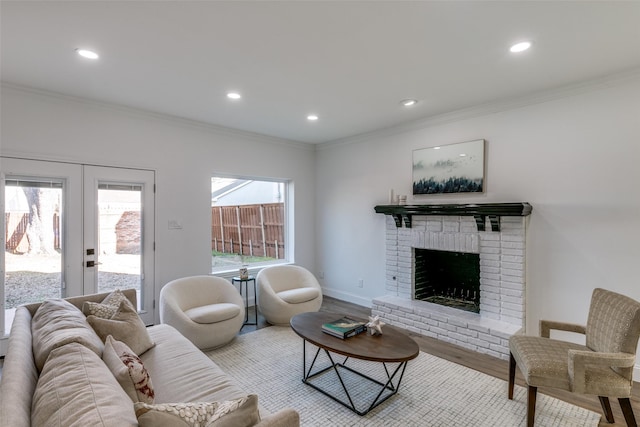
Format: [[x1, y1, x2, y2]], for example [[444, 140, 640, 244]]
[[372, 214, 527, 360]]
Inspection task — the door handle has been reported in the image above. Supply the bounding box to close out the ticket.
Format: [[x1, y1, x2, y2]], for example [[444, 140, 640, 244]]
[[86, 261, 102, 267]]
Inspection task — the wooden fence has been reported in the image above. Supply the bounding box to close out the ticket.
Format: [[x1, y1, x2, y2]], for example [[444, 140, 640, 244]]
[[211, 203, 284, 259], [5, 212, 61, 253]]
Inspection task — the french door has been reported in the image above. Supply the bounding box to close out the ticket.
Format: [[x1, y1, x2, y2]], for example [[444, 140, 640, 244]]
[[1, 158, 155, 337]]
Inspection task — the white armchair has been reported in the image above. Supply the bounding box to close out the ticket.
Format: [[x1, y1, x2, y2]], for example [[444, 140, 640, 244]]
[[159, 275, 244, 350], [256, 265, 323, 325]]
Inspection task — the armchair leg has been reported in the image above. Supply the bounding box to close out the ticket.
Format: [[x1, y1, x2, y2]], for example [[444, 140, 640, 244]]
[[527, 385, 537, 427], [619, 398, 638, 427], [508, 353, 516, 399], [598, 396, 614, 423]]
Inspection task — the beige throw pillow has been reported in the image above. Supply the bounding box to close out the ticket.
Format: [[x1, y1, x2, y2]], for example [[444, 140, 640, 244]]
[[31, 298, 104, 372], [134, 395, 260, 427], [31, 342, 138, 426], [87, 300, 155, 356], [103, 335, 155, 404]]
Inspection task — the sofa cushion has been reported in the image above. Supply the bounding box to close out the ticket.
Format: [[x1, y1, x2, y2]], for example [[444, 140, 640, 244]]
[[88, 300, 155, 356], [103, 335, 155, 404], [134, 395, 260, 427], [277, 288, 320, 304], [31, 342, 137, 427], [142, 324, 248, 404], [31, 298, 104, 372], [184, 303, 241, 324]]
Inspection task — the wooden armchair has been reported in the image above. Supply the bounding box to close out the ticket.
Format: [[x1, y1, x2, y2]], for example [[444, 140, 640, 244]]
[[508, 288, 640, 426]]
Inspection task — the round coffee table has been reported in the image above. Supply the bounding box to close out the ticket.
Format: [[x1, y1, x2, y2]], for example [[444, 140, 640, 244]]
[[290, 311, 419, 415]]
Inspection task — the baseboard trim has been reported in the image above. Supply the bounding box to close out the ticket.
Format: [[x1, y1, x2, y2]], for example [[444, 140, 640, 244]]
[[321, 287, 372, 308]]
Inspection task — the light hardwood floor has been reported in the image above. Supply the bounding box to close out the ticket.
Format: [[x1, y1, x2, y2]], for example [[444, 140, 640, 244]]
[[242, 296, 640, 427]]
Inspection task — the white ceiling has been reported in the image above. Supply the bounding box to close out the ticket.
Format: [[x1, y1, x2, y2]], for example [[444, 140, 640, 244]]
[[2, 1, 640, 144]]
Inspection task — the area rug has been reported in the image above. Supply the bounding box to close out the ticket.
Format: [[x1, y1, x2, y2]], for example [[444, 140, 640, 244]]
[[206, 326, 601, 426]]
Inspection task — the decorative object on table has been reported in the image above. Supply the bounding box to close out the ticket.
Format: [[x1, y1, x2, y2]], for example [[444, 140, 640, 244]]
[[321, 316, 367, 339], [365, 315, 385, 335], [412, 139, 485, 195], [239, 266, 249, 280], [398, 195, 407, 205], [389, 189, 395, 204]]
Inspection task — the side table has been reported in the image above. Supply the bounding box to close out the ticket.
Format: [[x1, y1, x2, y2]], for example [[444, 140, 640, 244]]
[[232, 275, 258, 327]]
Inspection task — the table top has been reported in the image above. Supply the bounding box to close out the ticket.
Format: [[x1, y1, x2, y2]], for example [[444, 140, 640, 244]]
[[290, 312, 419, 363], [232, 275, 255, 281]]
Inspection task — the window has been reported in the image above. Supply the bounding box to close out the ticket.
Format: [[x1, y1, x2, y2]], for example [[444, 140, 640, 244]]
[[211, 176, 289, 273]]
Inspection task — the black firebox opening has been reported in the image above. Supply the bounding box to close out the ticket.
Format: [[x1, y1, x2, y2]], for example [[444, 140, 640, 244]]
[[414, 248, 480, 313]]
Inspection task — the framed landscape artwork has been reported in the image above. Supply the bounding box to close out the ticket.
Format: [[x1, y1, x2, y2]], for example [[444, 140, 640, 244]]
[[412, 139, 485, 195]]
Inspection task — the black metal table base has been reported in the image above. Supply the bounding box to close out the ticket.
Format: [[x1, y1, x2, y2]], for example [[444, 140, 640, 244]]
[[232, 276, 258, 328], [301, 340, 408, 416]]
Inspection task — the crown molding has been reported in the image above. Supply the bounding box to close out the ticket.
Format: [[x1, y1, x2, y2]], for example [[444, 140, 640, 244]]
[[318, 67, 640, 150], [0, 82, 315, 153], [5, 66, 640, 152]]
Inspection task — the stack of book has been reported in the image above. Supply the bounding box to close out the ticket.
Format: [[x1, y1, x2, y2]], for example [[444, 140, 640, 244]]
[[321, 316, 367, 339]]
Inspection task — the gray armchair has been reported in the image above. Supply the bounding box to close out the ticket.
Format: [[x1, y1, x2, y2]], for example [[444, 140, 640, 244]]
[[508, 288, 640, 426]]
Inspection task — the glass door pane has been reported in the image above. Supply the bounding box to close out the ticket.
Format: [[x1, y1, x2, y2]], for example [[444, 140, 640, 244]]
[[4, 179, 63, 335], [83, 166, 155, 325], [96, 184, 142, 295]]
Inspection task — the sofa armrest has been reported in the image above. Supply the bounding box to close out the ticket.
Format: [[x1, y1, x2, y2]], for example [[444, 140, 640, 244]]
[[254, 408, 300, 427], [539, 320, 586, 338], [0, 307, 38, 427]]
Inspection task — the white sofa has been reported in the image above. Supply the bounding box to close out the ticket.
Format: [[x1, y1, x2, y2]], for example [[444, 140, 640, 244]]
[[0, 289, 299, 427]]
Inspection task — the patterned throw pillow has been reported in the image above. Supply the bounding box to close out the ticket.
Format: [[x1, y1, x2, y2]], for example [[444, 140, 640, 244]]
[[82, 301, 120, 318], [103, 335, 155, 404], [102, 289, 130, 307], [82, 289, 134, 319], [134, 395, 260, 427]]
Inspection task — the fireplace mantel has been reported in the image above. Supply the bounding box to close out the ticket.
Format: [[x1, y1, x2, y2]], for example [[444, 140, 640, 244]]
[[374, 202, 532, 231]]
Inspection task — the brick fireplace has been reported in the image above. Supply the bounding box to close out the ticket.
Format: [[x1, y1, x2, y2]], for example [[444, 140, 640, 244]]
[[372, 203, 531, 360]]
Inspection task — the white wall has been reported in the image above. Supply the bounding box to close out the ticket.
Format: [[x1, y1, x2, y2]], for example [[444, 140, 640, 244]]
[[3, 71, 640, 376], [315, 73, 640, 375], [0, 85, 316, 324]]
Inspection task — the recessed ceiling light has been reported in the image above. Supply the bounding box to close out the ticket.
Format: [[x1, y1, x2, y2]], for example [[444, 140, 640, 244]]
[[400, 99, 418, 107], [459, 153, 467, 157], [307, 114, 319, 121], [226, 92, 242, 100], [75, 48, 99, 59], [509, 41, 532, 53]]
